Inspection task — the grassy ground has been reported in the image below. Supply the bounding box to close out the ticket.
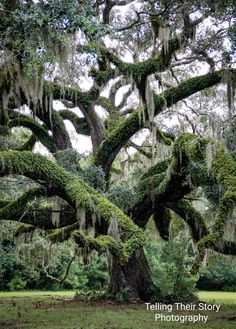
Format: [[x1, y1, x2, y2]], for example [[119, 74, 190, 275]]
[[0, 291, 235, 329]]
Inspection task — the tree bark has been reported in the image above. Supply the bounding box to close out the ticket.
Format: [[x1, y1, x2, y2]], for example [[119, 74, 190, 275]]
[[107, 248, 158, 301]]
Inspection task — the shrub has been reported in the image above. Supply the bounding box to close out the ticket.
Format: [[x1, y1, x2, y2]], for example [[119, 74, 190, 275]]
[[197, 258, 236, 291], [145, 237, 198, 302]]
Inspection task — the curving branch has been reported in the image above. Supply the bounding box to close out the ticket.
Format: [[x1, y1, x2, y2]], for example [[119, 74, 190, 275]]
[[59, 110, 90, 136], [0, 150, 145, 261], [97, 15, 202, 94], [130, 133, 236, 260], [17, 134, 37, 151], [8, 114, 55, 152], [95, 69, 229, 175], [52, 83, 105, 151], [0, 186, 76, 229]]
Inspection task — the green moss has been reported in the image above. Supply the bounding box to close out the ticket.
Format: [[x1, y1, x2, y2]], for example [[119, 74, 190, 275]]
[[141, 159, 170, 180], [156, 128, 172, 145], [0, 186, 45, 220], [211, 144, 236, 188], [95, 110, 142, 169], [171, 211, 186, 236], [99, 37, 180, 82], [48, 222, 80, 243], [95, 97, 166, 170], [18, 134, 37, 151], [73, 231, 123, 256], [92, 68, 116, 86], [0, 150, 146, 260], [59, 110, 90, 135], [51, 83, 92, 110], [97, 97, 124, 133], [9, 115, 54, 152], [173, 133, 209, 162], [94, 71, 225, 172], [0, 200, 9, 208], [15, 224, 35, 237], [164, 71, 222, 107]]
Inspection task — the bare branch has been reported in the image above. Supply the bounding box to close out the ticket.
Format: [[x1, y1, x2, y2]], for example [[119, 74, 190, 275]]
[[42, 250, 77, 284]]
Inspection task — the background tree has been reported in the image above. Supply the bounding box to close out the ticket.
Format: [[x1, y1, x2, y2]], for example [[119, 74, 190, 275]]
[[1, 0, 236, 301]]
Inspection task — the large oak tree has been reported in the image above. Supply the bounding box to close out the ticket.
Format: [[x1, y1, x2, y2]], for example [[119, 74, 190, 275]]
[[1, 0, 236, 300]]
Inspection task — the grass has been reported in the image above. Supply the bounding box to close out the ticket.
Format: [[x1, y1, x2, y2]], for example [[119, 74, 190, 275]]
[[198, 291, 236, 304], [0, 291, 235, 329]]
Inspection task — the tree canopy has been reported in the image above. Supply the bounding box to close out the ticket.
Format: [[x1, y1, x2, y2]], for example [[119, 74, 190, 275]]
[[1, 0, 236, 301]]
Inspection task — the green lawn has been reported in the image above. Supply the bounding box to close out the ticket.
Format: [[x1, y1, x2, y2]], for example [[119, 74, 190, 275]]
[[198, 291, 236, 304], [0, 291, 235, 329]]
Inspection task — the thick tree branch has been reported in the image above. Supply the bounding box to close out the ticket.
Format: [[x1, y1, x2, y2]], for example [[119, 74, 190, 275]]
[[95, 69, 229, 174], [9, 114, 55, 152], [59, 110, 90, 136], [52, 83, 105, 151], [0, 150, 145, 261], [0, 186, 76, 229]]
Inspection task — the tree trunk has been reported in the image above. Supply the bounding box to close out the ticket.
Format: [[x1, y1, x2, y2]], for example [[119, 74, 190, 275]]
[[107, 248, 158, 301]]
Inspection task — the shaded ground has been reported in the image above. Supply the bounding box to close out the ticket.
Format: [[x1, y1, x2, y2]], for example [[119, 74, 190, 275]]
[[0, 291, 235, 329]]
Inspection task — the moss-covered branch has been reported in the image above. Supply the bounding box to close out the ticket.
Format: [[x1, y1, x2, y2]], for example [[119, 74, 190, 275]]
[[9, 115, 55, 152], [168, 134, 236, 252], [73, 231, 122, 255], [168, 200, 208, 240], [59, 110, 90, 135], [94, 70, 233, 174], [0, 150, 145, 260], [48, 225, 123, 256], [17, 134, 37, 151], [0, 186, 75, 229], [97, 96, 119, 115], [155, 127, 173, 145], [15, 224, 36, 238], [0, 186, 46, 221], [130, 133, 236, 259], [98, 16, 199, 87]]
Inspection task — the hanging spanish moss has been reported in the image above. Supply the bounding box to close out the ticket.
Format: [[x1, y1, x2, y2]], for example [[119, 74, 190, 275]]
[[151, 125, 157, 164], [92, 212, 97, 227], [43, 92, 53, 131], [156, 141, 171, 161], [206, 114, 221, 140], [13, 59, 44, 112], [223, 210, 236, 243], [52, 196, 61, 228], [222, 69, 236, 119], [205, 142, 213, 176], [107, 215, 120, 241], [0, 156, 5, 172], [76, 207, 86, 231], [145, 75, 155, 124], [158, 26, 170, 53], [145, 75, 159, 163]]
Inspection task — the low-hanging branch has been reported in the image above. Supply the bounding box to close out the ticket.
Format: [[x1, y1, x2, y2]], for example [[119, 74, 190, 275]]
[[42, 249, 77, 284], [0, 150, 145, 261], [0, 186, 75, 229], [131, 133, 236, 257], [167, 198, 236, 273]]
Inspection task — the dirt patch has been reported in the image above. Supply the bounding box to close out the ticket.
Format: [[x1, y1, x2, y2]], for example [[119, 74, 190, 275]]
[[38, 298, 143, 311]]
